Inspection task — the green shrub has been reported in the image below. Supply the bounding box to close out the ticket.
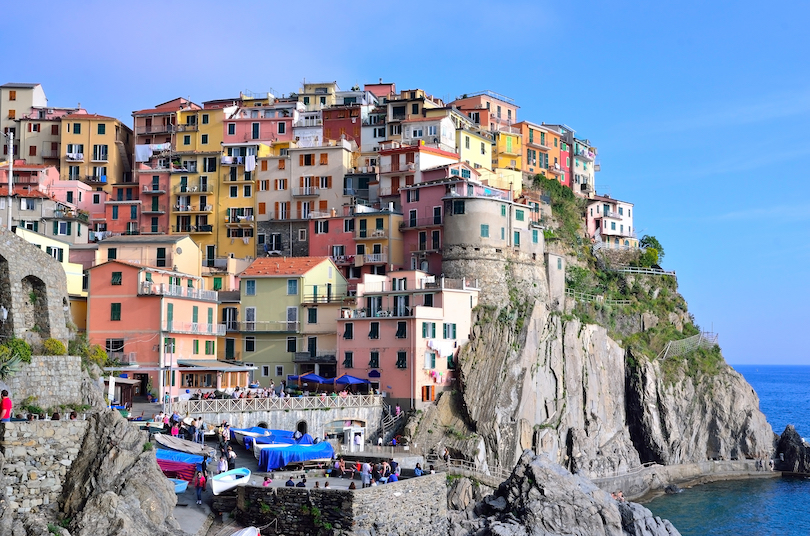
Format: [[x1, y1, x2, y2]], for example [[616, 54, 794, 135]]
[[43, 338, 67, 356], [2, 338, 32, 363]]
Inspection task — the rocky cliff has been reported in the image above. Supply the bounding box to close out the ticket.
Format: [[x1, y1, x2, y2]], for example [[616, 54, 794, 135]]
[[775, 425, 810, 473], [448, 450, 680, 536]]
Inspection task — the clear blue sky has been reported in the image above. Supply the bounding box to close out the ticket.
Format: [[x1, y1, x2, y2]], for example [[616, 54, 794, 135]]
[[4, 1, 808, 364]]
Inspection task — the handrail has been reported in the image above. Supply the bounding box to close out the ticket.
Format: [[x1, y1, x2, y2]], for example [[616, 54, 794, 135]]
[[168, 394, 383, 415]]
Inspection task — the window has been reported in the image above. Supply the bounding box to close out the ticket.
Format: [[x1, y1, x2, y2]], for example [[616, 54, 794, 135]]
[[303, 96, 310, 105], [611, 221, 616, 230], [275, 365, 284, 377], [287, 279, 298, 295], [343, 352, 353, 368], [201, 134, 208, 145], [369, 322, 379, 339], [298, 229, 306, 241], [110, 303, 121, 321], [278, 122, 286, 134], [227, 123, 235, 136], [515, 209, 525, 221], [424, 293, 434, 307], [344, 219, 354, 233], [244, 185, 252, 197], [262, 365, 270, 377], [315, 220, 329, 234], [396, 351, 407, 369], [193, 340, 200, 355], [183, 135, 190, 145], [205, 341, 215, 355], [319, 153, 328, 165], [412, 128, 423, 137], [307, 308, 317, 324], [130, 205, 137, 220], [532, 229, 539, 243], [480, 224, 489, 238], [369, 351, 379, 368], [245, 280, 256, 296], [443, 323, 457, 339], [501, 227, 505, 240], [107, 248, 117, 260], [619, 207, 624, 216], [8, 90, 15, 101], [275, 178, 287, 190], [425, 352, 436, 369], [111, 271, 122, 285], [229, 186, 238, 197], [72, 122, 79, 134], [245, 337, 255, 352], [286, 337, 296, 353], [302, 153, 314, 166], [514, 231, 520, 246], [343, 323, 354, 339], [396, 321, 407, 339], [29, 145, 36, 156], [422, 322, 436, 338], [452, 200, 465, 215]]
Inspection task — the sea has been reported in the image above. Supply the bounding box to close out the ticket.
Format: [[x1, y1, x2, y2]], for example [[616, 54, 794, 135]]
[[644, 365, 810, 535]]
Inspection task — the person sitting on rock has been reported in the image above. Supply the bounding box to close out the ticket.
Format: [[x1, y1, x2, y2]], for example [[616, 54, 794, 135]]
[[296, 477, 307, 488], [285, 477, 295, 487], [414, 463, 423, 477]]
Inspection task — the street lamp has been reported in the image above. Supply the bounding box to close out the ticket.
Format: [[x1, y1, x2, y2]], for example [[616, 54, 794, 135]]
[[1, 130, 12, 230]]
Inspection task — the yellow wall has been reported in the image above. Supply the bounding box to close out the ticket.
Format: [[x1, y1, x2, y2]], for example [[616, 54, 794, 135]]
[[60, 117, 131, 193], [493, 131, 523, 171], [95, 237, 203, 278], [478, 168, 523, 196], [355, 212, 404, 268], [15, 228, 86, 296], [456, 129, 492, 171]]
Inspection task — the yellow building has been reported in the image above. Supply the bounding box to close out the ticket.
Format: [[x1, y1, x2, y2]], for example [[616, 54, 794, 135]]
[[456, 127, 493, 171], [170, 106, 235, 258], [354, 209, 404, 270], [298, 82, 340, 112], [491, 130, 522, 172], [60, 113, 133, 193], [217, 141, 272, 259], [478, 168, 523, 196]]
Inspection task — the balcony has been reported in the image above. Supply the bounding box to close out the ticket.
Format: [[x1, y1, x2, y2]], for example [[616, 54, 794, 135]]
[[139, 225, 166, 235], [330, 255, 355, 266], [52, 209, 90, 223], [527, 139, 552, 151], [301, 294, 348, 305], [600, 209, 621, 219], [135, 124, 175, 135], [170, 164, 198, 174], [411, 243, 441, 254], [65, 153, 84, 162], [293, 118, 322, 127], [142, 205, 167, 214], [343, 188, 370, 198], [291, 187, 319, 197], [41, 149, 59, 159], [174, 204, 213, 213], [176, 124, 199, 132], [163, 321, 226, 336], [356, 228, 388, 240], [91, 153, 109, 163], [343, 307, 412, 318], [142, 185, 167, 194], [225, 214, 254, 226], [400, 215, 443, 230], [547, 164, 563, 175], [172, 224, 214, 234], [82, 174, 107, 184], [580, 183, 593, 193], [293, 352, 337, 364], [238, 320, 300, 333], [362, 253, 387, 264], [575, 149, 595, 162], [138, 282, 218, 301], [175, 183, 212, 193]]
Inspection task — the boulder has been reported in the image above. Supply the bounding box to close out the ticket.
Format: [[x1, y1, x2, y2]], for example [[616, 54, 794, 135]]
[[775, 425, 810, 473]]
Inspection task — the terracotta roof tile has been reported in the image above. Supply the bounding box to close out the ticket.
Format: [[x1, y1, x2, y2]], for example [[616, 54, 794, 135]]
[[0, 187, 50, 198], [240, 256, 330, 277], [62, 113, 116, 121]]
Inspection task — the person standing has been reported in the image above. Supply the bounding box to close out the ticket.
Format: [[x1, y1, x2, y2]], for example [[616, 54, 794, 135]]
[[227, 446, 237, 470], [0, 390, 12, 422], [192, 470, 206, 505], [361, 461, 371, 488]]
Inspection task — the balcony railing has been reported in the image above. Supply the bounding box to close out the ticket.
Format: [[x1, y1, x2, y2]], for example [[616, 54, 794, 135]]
[[143, 185, 167, 194], [41, 149, 59, 159], [362, 253, 387, 264], [300, 294, 347, 304], [358, 276, 476, 294], [135, 124, 175, 135], [82, 175, 107, 183], [356, 229, 388, 240], [172, 224, 214, 233], [142, 205, 167, 214], [293, 119, 322, 127], [293, 352, 337, 364], [175, 183, 211, 193], [237, 321, 300, 333], [343, 188, 370, 198], [400, 216, 443, 229], [343, 307, 412, 318], [176, 124, 199, 132], [138, 282, 218, 301], [601, 210, 621, 219], [65, 153, 84, 162], [291, 187, 319, 197], [163, 321, 226, 336], [575, 149, 595, 162], [168, 394, 383, 415]]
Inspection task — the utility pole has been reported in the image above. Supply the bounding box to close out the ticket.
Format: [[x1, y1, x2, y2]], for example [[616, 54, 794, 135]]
[[3, 130, 12, 230]]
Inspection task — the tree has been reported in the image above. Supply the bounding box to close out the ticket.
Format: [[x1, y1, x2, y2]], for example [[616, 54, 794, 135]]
[[639, 235, 665, 263]]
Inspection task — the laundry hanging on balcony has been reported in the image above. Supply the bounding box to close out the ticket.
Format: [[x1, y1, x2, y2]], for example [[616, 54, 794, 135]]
[[245, 155, 256, 172], [135, 144, 152, 162]]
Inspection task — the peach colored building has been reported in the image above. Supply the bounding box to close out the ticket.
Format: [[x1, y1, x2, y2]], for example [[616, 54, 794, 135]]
[[88, 260, 252, 399], [335, 271, 479, 410]]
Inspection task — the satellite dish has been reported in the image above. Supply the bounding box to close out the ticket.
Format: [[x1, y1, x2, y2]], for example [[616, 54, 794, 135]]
[[176, 247, 183, 254]]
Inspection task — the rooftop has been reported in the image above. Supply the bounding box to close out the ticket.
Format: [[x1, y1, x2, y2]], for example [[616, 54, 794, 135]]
[[61, 113, 117, 121], [1, 83, 40, 89], [240, 256, 331, 277], [99, 235, 189, 245]]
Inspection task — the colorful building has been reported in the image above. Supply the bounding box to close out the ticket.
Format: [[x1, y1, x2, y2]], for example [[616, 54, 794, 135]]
[[17, 106, 82, 167], [450, 90, 519, 133], [335, 270, 479, 409], [0, 186, 89, 244], [586, 195, 637, 249], [377, 141, 459, 211], [236, 257, 348, 386], [60, 113, 133, 192], [88, 260, 251, 399], [1, 83, 47, 158]]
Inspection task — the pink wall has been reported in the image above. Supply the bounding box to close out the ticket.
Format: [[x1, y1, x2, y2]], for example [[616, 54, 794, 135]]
[[399, 183, 446, 275]]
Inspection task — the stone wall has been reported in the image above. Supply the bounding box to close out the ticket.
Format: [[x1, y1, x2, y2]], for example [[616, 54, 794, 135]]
[[0, 420, 89, 515], [256, 221, 310, 258], [0, 228, 71, 346], [5, 355, 85, 410], [231, 473, 447, 535]]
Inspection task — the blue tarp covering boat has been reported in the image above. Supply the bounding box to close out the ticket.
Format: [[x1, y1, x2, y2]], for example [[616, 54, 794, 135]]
[[258, 442, 335, 471], [243, 429, 295, 450], [155, 449, 204, 465]]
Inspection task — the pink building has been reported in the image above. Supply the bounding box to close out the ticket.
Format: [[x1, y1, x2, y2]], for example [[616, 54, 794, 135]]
[[377, 141, 459, 211], [0, 160, 59, 193], [87, 260, 252, 399], [222, 100, 297, 145], [585, 195, 638, 249], [335, 271, 479, 409]]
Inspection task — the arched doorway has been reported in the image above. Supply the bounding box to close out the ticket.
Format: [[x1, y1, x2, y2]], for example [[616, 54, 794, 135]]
[[296, 420, 308, 434], [21, 275, 50, 338]]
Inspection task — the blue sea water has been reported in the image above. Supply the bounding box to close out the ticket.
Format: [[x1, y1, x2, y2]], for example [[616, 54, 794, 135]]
[[645, 365, 810, 535]]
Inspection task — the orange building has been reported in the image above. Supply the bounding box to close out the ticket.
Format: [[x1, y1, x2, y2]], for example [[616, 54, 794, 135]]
[[87, 260, 252, 400]]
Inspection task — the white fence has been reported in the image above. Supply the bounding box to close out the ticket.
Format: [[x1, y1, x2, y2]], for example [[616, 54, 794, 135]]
[[169, 394, 383, 415], [658, 332, 719, 360]]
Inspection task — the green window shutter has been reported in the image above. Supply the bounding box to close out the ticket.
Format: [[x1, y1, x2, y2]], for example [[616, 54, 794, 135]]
[[66, 221, 72, 235], [145, 272, 152, 282], [452, 324, 457, 338], [213, 277, 222, 290], [58, 249, 63, 262], [431, 323, 436, 338], [422, 322, 427, 338], [53, 221, 58, 235], [167, 303, 173, 322], [46, 246, 52, 255], [193, 340, 199, 354], [33, 221, 38, 232], [192, 306, 198, 323], [111, 303, 121, 321], [208, 308, 213, 325]]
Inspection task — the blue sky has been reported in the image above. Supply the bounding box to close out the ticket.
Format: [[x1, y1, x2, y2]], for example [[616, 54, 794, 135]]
[[4, 1, 808, 364]]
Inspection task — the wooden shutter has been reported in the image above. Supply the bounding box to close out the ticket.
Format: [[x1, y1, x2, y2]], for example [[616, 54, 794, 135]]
[[319, 200, 327, 211], [274, 202, 279, 219], [279, 159, 285, 170], [261, 160, 268, 171], [258, 202, 266, 215], [391, 177, 400, 191], [296, 201, 301, 218], [27, 123, 32, 132], [299, 177, 304, 187], [299, 154, 304, 166], [327, 176, 332, 188], [406, 175, 414, 186], [320, 153, 328, 165], [274, 180, 279, 191], [66, 222, 72, 235]]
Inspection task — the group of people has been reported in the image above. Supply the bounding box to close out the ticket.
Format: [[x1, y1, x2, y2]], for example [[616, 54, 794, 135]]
[[330, 457, 402, 488], [0, 391, 79, 422]]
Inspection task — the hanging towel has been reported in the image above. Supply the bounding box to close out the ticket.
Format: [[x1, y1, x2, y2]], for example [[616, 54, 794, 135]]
[[245, 155, 256, 172], [221, 155, 233, 165], [135, 145, 153, 162]]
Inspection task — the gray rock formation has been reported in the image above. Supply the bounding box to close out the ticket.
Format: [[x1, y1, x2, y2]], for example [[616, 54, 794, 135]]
[[60, 411, 183, 536], [449, 451, 679, 536], [775, 425, 810, 472], [626, 358, 773, 465]]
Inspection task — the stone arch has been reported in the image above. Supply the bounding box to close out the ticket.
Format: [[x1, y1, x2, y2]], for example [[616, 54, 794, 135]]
[[20, 275, 50, 339], [256, 422, 268, 429], [296, 420, 308, 434], [0, 254, 12, 339]]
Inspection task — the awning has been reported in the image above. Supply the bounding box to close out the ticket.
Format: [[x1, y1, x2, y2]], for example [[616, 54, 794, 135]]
[[103, 377, 141, 385], [177, 360, 256, 371], [333, 374, 370, 385], [287, 373, 331, 384]]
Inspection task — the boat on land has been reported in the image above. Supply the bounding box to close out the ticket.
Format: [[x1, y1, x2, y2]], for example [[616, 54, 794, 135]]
[[230, 528, 260, 536], [211, 467, 251, 495], [154, 433, 215, 457], [168, 477, 189, 493], [231, 426, 272, 445]]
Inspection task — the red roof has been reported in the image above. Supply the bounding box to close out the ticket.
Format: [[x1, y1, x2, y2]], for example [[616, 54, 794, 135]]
[[62, 113, 116, 121], [0, 187, 50, 198], [240, 257, 331, 277]]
